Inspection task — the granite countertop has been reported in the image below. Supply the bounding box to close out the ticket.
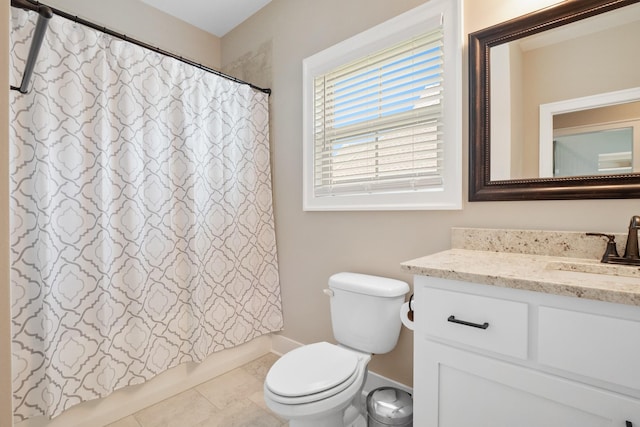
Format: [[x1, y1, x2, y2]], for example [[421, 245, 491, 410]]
[[401, 228, 640, 307]]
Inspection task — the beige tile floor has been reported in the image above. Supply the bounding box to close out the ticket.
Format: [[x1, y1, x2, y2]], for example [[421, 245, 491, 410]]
[[106, 353, 288, 427]]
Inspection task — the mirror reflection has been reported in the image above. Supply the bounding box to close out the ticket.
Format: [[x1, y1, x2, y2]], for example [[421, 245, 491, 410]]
[[489, 2, 640, 181], [548, 100, 640, 177]]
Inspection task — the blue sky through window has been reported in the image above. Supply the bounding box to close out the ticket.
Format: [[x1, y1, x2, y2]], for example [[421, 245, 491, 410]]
[[331, 46, 442, 129]]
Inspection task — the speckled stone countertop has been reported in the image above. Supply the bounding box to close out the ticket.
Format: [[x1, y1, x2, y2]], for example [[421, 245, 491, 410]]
[[401, 227, 640, 307]]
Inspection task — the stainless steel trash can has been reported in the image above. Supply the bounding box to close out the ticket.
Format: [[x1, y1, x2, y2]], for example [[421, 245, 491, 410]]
[[366, 387, 413, 427]]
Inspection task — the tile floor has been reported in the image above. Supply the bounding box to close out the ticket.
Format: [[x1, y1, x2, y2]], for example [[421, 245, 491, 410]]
[[105, 353, 288, 427]]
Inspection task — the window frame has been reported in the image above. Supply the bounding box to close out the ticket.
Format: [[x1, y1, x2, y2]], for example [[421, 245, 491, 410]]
[[302, 0, 462, 211]]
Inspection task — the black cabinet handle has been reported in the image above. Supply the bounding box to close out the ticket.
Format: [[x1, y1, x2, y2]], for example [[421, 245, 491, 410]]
[[626, 421, 633, 427], [447, 315, 489, 329]]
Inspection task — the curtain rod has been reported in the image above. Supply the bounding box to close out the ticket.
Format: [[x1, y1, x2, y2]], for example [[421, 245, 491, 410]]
[[10, 0, 272, 95], [10, 0, 52, 93]]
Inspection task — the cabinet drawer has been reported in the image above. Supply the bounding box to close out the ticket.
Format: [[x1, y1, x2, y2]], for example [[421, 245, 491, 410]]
[[419, 287, 528, 359], [538, 307, 640, 391]]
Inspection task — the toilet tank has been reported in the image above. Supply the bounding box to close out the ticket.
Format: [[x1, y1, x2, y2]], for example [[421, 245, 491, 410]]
[[328, 272, 409, 354]]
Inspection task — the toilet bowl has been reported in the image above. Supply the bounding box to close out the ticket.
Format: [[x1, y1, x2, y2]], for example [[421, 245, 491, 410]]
[[264, 342, 370, 426], [263, 273, 409, 427]]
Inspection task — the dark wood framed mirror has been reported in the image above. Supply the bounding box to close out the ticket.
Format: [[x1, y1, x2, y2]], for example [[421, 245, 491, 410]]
[[469, 0, 640, 201]]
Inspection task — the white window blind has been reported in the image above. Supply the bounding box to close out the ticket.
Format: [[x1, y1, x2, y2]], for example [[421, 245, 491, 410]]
[[313, 27, 445, 197]]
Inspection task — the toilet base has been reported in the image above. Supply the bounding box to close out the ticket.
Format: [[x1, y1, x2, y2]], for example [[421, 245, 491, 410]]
[[289, 411, 343, 427], [288, 404, 365, 427], [348, 413, 366, 427], [344, 404, 366, 427]]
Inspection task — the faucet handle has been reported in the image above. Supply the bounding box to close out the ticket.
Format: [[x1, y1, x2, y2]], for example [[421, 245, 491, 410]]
[[586, 233, 620, 263]]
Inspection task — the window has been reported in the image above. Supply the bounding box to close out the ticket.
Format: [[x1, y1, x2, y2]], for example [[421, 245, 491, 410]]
[[302, 0, 461, 211]]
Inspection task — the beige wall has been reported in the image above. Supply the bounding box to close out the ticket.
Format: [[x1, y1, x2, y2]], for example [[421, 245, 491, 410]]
[[221, 0, 640, 387], [555, 101, 640, 129], [45, 0, 221, 69]]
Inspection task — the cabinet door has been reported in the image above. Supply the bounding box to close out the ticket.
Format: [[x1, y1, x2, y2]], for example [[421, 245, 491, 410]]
[[415, 341, 640, 427]]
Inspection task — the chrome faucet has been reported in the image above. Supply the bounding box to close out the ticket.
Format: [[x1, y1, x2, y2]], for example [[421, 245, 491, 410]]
[[623, 215, 640, 260]]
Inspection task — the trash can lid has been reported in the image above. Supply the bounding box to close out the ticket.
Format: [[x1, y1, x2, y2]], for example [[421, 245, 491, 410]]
[[367, 387, 413, 425]]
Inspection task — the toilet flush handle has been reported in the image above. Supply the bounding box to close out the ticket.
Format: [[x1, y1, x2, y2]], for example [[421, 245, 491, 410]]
[[323, 288, 334, 297]]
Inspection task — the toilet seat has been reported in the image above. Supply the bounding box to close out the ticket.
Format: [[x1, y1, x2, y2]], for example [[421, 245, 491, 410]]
[[265, 342, 363, 404]]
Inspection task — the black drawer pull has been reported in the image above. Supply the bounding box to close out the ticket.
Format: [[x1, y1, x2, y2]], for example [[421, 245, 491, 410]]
[[447, 315, 489, 329], [626, 421, 633, 427]]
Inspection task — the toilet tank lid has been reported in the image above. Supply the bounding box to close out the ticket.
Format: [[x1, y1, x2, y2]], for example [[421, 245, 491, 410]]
[[329, 272, 409, 297]]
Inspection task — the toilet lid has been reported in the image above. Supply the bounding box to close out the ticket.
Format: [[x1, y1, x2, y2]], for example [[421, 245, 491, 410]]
[[266, 342, 359, 397]]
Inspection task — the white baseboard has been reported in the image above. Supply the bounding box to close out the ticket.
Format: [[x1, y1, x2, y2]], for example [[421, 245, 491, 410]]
[[15, 333, 411, 427], [271, 333, 302, 356], [16, 335, 272, 427]]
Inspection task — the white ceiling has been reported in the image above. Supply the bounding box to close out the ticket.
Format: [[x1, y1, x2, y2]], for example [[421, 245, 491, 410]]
[[140, 0, 272, 37]]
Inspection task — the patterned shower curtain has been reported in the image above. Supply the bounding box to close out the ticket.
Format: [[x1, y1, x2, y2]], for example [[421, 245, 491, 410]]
[[9, 9, 283, 422]]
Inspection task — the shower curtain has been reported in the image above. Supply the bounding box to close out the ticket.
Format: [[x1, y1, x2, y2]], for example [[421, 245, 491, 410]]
[[9, 9, 283, 422]]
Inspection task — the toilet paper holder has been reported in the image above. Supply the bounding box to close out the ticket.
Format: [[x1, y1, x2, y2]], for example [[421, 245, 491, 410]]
[[407, 294, 414, 322]]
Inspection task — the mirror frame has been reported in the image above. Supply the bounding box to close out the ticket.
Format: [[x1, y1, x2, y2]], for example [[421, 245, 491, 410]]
[[469, 0, 640, 201]]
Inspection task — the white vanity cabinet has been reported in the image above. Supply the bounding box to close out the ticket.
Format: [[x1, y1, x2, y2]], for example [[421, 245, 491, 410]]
[[414, 275, 640, 427]]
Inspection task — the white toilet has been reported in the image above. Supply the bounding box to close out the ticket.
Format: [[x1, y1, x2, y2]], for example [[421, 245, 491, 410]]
[[263, 272, 409, 427]]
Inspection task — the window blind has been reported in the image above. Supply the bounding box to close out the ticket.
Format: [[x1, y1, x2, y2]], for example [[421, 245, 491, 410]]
[[313, 27, 445, 197]]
